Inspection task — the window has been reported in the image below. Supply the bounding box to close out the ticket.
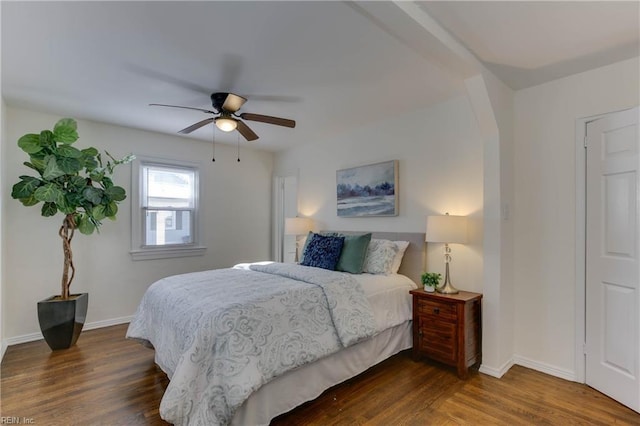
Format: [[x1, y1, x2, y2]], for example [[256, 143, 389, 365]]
[[131, 157, 206, 260]]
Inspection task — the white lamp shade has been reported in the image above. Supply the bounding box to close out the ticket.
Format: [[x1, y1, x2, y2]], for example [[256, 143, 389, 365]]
[[426, 215, 468, 244], [285, 217, 313, 235]]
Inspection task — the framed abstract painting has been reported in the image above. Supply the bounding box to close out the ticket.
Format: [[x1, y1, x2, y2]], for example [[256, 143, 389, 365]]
[[336, 160, 398, 217]]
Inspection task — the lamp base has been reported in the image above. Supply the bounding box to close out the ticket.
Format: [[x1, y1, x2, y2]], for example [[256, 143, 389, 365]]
[[437, 281, 459, 294], [437, 258, 459, 294]]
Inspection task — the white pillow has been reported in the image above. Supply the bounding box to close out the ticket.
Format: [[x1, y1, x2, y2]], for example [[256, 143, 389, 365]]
[[391, 241, 410, 274], [362, 239, 399, 274]]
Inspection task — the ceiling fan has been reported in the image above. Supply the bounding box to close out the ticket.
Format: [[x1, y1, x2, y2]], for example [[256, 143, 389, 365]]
[[150, 92, 296, 141]]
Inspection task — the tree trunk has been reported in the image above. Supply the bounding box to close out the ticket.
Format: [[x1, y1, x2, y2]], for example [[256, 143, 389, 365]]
[[59, 214, 76, 300]]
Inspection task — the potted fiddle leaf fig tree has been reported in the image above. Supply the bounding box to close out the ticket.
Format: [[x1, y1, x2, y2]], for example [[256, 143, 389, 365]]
[[11, 118, 134, 350]]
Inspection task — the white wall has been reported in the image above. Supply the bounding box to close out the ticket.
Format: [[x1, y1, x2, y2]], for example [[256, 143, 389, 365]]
[[513, 57, 640, 377], [2, 107, 274, 341], [0, 96, 6, 358], [465, 71, 516, 376], [275, 95, 484, 293]]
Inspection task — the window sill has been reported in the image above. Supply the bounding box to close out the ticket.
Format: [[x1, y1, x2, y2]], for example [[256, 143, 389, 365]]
[[130, 245, 207, 261]]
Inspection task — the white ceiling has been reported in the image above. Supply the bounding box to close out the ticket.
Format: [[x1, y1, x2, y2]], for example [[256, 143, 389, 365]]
[[420, 1, 640, 89], [2, 1, 638, 152]]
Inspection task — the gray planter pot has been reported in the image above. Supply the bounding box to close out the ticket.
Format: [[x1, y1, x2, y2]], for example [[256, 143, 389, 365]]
[[37, 293, 88, 350]]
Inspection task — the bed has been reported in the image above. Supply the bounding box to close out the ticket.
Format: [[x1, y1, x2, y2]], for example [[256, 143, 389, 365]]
[[127, 231, 425, 426]]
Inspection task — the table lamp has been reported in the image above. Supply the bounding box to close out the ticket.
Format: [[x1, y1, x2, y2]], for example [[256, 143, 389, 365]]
[[425, 213, 468, 294], [285, 217, 314, 262]]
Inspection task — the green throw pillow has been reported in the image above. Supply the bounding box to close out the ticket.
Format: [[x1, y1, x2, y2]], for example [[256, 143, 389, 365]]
[[336, 233, 372, 274]]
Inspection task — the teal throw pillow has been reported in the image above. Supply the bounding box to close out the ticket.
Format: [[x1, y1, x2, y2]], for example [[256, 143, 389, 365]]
[[336, 233, 372, 274]]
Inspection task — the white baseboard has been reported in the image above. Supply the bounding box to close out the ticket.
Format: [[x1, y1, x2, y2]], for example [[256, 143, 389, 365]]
[[3, 315, 133, 348], [513, 354, 578, 382], [83, 315, 133, 332], [1, 339, 7, 361], [479, 357, 515, 378]]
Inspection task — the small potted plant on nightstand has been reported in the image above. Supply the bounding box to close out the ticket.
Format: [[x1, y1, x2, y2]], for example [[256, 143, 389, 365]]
[[421, 272, 441, 293]]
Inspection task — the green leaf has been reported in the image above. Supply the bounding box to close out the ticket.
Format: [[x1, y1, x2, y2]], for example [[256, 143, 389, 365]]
[[77, 214, 95, 235], [20, 194, 39, 207], [105, 185, 126, 201], [82, 156, 99, 171], [39, 130, 55, 148], [28, 155, 47, 172], [11, 176, 41, 199], [53, 118, 79, 144], [89, 169, 105, 182], [68, 176, 87, 190], [18, 134, 42, 154], [34, 183, 64, 203], [55, 193, 70, 213], [64, 192, 83, 213], [42, 156, 66, 180], [57, 144, 82, 158], [41, 202, 58, 217], [81, 147, 98, 157], [57, 156, 82, 174], [101, 176, 114, 189], [92, 205, 106, 221], [104, 201, 118, 218], [82, 186, 103, 205], [23, 162, 42, 174], [55, 118, 77, 131]]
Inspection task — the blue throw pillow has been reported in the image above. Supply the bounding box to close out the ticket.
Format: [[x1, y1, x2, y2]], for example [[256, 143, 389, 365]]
[[301, 234, 345, 270], [298, 231, 314, 264]]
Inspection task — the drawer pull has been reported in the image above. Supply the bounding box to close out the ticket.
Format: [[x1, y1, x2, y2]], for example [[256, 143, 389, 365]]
[[433, 307, 440, 314]]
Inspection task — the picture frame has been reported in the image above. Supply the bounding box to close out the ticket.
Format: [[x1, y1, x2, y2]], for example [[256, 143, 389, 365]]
[[336, 160, 398, 217]]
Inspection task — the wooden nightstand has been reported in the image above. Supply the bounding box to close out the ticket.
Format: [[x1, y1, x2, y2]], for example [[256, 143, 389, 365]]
[[410, 289, 482, 379]]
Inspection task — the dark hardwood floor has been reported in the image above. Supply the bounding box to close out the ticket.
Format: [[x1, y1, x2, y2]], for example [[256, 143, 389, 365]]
[[1, 324, 638, 425]]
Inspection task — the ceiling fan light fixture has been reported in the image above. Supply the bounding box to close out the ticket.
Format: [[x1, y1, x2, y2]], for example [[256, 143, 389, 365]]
[[215, 117, 237, 132]]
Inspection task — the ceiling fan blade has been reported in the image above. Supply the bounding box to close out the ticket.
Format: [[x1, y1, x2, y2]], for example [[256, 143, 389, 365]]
[[236, 120, 259, 141], [178, 118, 214, 134], [239, 113, 296, 128], [222, 93, 247, 112], [150, 103, 216, 114], [127, 64, 211, 95]]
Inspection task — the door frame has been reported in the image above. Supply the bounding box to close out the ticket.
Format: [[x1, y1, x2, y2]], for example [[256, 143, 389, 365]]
[[574, 106, 637, 384], [272, 170, 299, 262]]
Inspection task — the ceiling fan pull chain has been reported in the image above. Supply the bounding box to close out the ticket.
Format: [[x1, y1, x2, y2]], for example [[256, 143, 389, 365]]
[[237, 132, 241, 162], [211, 126, 216, 162]]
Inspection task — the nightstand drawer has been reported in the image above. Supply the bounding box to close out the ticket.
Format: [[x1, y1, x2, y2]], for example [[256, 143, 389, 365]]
[[417, 299, 457, 321], [418, 319, 456, 360]]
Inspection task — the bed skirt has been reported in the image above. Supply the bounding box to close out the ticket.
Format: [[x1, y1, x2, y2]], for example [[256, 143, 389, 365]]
[[231, 320, 413, 426]]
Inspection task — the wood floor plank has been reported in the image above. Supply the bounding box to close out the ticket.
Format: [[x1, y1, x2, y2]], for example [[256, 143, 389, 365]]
[[1, 324, 638, 425]]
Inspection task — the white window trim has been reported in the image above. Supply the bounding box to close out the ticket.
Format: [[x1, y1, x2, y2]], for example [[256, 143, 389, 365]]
[[130, 155, 206, 261]]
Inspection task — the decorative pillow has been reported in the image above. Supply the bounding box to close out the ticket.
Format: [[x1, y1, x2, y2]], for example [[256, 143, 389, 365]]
[[298, 231, 314, 263], [336, 233, 372, 274], [300, 233, 345, 270], [362, 239, 399, 275], [390, 241, 410, 274]]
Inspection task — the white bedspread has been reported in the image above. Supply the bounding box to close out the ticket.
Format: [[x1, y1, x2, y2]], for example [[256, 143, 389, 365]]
[[126, 263, 377, 426]]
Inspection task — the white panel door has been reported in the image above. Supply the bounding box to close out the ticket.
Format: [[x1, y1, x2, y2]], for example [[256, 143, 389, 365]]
[[585, 106, 639, 412]]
